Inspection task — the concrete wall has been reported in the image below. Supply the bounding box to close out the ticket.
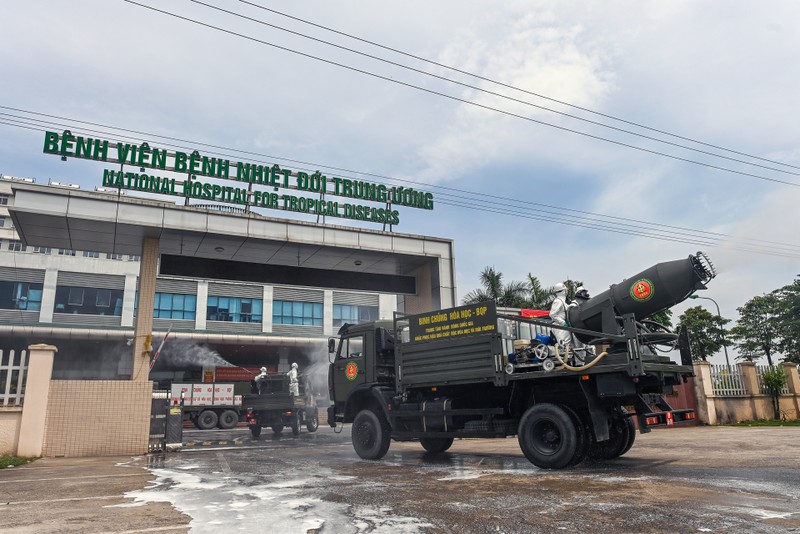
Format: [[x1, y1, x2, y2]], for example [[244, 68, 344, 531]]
[[0, 409, 22, 455], [694, 362, 800, 424]]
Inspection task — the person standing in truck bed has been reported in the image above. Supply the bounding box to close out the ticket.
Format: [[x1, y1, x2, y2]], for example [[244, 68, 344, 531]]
[[287, 362, 299, 397]]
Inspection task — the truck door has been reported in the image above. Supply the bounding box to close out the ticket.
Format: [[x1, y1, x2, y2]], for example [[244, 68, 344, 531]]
[[332, 333, 367, 403]]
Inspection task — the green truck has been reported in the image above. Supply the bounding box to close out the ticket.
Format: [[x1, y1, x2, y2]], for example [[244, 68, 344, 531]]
[[327, 252, 715, 469], [243, 373, 319, 438]]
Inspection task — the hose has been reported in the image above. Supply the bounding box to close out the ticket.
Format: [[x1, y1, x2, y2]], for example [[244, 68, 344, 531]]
[[554, 344, 608, 372]]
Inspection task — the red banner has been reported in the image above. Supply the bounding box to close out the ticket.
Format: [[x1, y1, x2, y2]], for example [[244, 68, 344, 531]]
[[520, 309, 550, 318]]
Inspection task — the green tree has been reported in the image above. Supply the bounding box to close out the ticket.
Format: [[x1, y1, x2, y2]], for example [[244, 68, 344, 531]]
[[730, 293, 781, 366], [760, 366, 788, 420], [647, 308, 674, 329], [525, 274, 555, 309], [774, 280, 800, 364], [677, 306, 731, 361], [562, 279, 584, 301], [463, 266, 529, 307]]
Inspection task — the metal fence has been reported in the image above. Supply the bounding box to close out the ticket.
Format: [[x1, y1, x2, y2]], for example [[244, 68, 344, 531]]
[[1, 349, 28, 407], [756, 365, 791, 395], [149, 390, 169, 452], [710, 364, 747, 396]]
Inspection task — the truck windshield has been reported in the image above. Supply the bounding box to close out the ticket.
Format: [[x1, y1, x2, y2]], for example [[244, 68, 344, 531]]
[[338, 336, 364, 359]]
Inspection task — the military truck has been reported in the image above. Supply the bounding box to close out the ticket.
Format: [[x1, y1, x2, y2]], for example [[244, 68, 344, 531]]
[[243, 373, 319, 438], [327, 252, 715, 469]]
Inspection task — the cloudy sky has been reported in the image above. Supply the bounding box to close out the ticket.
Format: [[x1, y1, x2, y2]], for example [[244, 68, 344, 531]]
[[2, 1, 799, 363]]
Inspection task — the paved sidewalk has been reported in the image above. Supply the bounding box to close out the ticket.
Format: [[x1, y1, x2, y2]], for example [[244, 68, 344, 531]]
[[0, 455, 190, 534]]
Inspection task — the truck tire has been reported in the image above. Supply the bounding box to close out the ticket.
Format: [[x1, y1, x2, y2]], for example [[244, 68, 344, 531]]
[[420, 437, 454, 454], [619, 417, 636, 456], [196, 410, 219, 430], [249, 424, 261, 439], [559, 404, 590, 467], [352, 408, 391, 460], [518, 403, 578, 469], [587, 415, 631, 460], [218, 410, 239, 430], [306, 413, 319, 433], [271, 425, 284, 435], [291, 417, 300, 437]]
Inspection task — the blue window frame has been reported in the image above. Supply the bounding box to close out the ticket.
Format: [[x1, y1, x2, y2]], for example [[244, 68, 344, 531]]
[[0, 281, 43, 311], [273, 300, 323, 326], [55, 286, 123, 315], [154, 292, 197, 320], [333, 304, 379, 327], [207, 296, 262, 323]]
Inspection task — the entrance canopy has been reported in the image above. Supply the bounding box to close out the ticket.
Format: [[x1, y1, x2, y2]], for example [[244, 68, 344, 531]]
[[8, 183, 456, 307]]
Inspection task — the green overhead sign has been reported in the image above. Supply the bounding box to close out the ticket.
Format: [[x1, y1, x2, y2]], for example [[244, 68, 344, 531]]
[[42, 130, 434, 225]]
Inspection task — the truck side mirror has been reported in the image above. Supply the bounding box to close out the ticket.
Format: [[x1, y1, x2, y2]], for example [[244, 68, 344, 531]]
[[328, 337, 336, 354]]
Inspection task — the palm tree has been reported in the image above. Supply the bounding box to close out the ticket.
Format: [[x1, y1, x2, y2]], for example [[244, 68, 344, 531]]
[[526, 274, 555, 309], [463, 266, 528, 307]]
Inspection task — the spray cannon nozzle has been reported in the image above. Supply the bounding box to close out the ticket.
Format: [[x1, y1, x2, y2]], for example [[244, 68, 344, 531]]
[[691, 251, 716, 284]]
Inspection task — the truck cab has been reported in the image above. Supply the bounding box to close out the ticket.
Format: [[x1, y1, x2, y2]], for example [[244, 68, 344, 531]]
[[328, 320, 395, 427]]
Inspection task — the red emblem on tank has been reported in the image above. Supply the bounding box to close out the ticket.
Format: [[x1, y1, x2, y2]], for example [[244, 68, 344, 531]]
[[630, 278, 654, 302]]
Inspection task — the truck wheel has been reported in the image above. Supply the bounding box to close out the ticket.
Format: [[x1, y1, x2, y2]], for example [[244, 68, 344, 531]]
[[587, 415, 631, 460], [271, 425, 284, 435], [619, 417, 636, 456], [291, 418, 300, 437], [559, 405, 590, 467], [249, 424, 261, 439], [196, 410, 219, 430], [518, 403, 578, 469], [420, 437, 454, 453], [306, 413, 319, 433], [218, 410, 239, 430], [352, 409, 391, 460]]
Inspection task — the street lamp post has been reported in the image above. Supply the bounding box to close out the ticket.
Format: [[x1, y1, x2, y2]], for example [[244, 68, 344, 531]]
[[689, 294, 730, 367]]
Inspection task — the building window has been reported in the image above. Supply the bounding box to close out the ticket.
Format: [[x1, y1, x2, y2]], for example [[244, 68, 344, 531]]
[[0, 281, 43, 311], [128, 255, 141, 262], [273, 300, 323, 326], [106, 253, 123, 260], [58, 248, 76, 256], [333, 304, 379, 327], [33, 247, 51, 254], [83, 251, 100, 258], [0, 217, 4, 228], [207, 296, 262, 323], [154, 292, 196, 320], [7, 240, 25, 252], [54, 286, 123, 315], [0, 195, 8, 205]]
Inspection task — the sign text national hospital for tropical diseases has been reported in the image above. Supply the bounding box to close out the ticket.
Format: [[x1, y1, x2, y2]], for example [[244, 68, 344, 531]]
[[42, 130, 435, 225]]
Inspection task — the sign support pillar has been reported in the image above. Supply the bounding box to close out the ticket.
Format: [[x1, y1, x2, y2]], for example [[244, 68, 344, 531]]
[[131, 237, 159, 381]]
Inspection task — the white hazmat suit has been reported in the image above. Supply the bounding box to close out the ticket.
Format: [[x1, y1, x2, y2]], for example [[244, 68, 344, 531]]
[[287, 362, 299, 396], [549, 283, 576, 349]]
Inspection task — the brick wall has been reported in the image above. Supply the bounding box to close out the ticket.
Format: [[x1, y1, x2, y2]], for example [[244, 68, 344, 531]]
[[43, 380, 152, 457]]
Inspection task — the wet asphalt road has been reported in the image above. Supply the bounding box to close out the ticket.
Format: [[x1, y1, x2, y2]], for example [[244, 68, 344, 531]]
[[122, 425, 800, 533]]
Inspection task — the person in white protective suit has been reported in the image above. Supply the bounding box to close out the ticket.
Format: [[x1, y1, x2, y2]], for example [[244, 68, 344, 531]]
[[549, 282, 577, 350], [571, 287, 595, 360], [256, 366, 268, 380], [287, 362, 299, 396], [253, 366, 268, 393]]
